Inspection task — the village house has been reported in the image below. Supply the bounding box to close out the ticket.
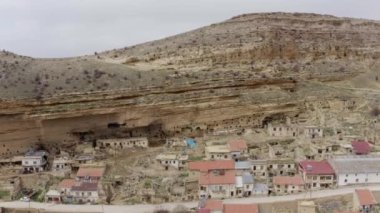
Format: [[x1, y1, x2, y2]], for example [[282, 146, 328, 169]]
[[234, 161, 251, 175], [223, 203, 259, 213], [353, 189, 377, 213], [313, 142, 341, 160], [52, 156, 73, 172], [205, 145, 231, 160], [250, 160, 268, 179], [97, 137, 148, 149], [267, 123, 299, 137], [252, 183, 268, 196], [21, 150, 48, 173], [351, 140, 371, 155], [228, 140, 248, 161], [76, 167, 105, 183], [155, 153, 188, 170], [328, 155, 380, 186], [235, 172, 254, 197], [273, 175, 305, 195], [165, 138, 186, 149], [74, 155, 94, 165], [45, 189, 61, 203], [304, 126, 323, 139], [199, 170, 236, 199], [70, 182, 99, 203], [267, 159, 296, 177], [205, 140, 248, 161], [58, 179, 76, 196], [299, 160, 335, 190]]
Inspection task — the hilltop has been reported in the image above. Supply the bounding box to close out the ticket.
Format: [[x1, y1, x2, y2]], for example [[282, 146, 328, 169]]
[[0, 12, 379, 156]]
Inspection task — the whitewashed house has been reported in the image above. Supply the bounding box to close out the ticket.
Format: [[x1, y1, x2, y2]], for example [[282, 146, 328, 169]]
[[70, 182, 99, 203], [304, 126, 323, 139], [267, 123, 299, 137], [52, 156, 73, 172], [97, 137, 148, 149], [155, 153, 188, 170], [329, 155, 380, 186], [235, 172, 254, 197], [199, 170, 236, 199], [250, 160, 268, 179], [22, 150, 48, 173]]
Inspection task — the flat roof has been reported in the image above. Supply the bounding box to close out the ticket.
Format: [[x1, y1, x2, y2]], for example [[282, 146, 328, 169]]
[[25, 150, 47, 157], [205, 145, 229, 153], [235, 161, 251, 170], [329, 155, 380, 174]]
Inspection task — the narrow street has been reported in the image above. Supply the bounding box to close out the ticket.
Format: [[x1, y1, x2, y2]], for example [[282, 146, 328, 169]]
[[1, 184, 380, 213]]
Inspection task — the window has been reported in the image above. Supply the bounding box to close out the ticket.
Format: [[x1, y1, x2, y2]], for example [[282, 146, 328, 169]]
[[273, 128, 276, 131], [344, 179, 347, 183], [356, 179, 359, 183], [33, 161, 37, 165], [253, 166, 256, 170], [88, 192, 92, 196]]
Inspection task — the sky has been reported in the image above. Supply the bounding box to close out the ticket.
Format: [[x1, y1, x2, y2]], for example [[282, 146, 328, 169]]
[[0, 0, 379, 58]]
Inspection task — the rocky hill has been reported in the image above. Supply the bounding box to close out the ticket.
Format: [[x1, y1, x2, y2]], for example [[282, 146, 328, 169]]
[[0, 13, 379, 156]]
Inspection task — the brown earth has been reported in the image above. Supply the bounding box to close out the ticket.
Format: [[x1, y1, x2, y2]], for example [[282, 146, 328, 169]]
[[0, 12, 379, 156]]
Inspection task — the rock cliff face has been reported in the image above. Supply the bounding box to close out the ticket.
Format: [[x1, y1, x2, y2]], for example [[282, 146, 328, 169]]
[[0, 13, 379, 156]]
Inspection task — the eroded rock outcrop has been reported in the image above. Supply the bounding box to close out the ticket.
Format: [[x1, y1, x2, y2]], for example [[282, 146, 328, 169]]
[[0, 13, 379, 156]]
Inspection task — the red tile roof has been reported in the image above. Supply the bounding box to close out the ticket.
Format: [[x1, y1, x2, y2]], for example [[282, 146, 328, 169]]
[[273, 175, 304, 186], [199, 170, 236, 185], [355, 189, 377, 206], [189, 160, 235, 172], [228, 140, 247, 152], [204, 199, 223, 210], [76, 167, 105, 178], [352, 140, 371, 155], [58, 179, 75, 189], [224, 204, 259, 213], [299, 160, 335, 175], [71, 182, 98, 192]]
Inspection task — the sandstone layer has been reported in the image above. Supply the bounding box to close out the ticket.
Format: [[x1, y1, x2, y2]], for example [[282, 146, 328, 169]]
[[0, 13, 379, 156]]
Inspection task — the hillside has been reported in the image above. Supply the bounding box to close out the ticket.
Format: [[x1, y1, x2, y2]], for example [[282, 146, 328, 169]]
[[0, 12, 379, 156]]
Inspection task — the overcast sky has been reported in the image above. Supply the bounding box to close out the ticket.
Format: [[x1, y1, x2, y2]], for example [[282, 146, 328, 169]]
[[1, 0, 379, 58]]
